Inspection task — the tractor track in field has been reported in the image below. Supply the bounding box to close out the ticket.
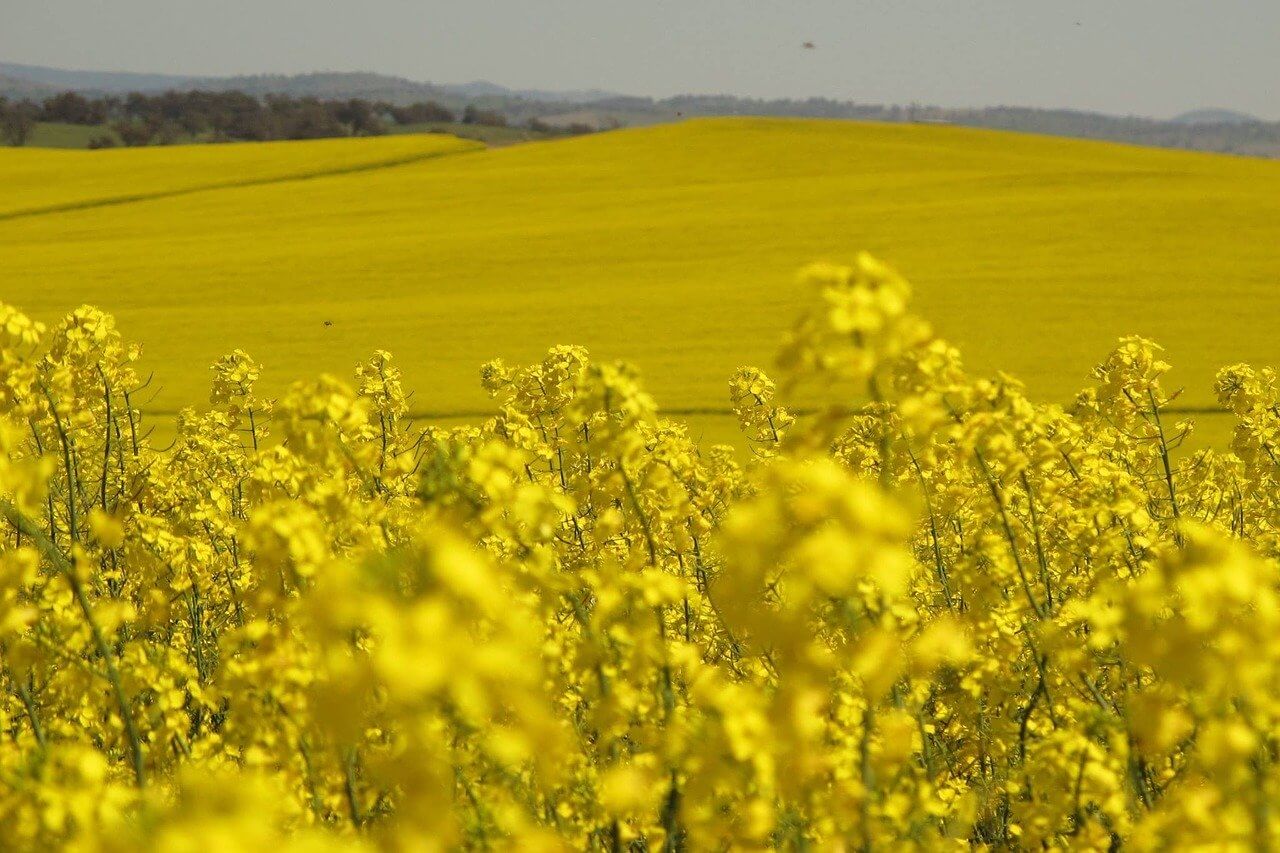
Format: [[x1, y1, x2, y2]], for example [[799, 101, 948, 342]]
[[0, 145, 482, 223]]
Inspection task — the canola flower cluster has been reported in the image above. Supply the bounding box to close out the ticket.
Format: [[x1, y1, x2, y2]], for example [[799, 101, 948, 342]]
[[2, 256, 1279, 850]]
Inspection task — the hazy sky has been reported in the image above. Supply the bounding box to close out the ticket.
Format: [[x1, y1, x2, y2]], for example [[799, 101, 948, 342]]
[[4, 1, 1278, 119]]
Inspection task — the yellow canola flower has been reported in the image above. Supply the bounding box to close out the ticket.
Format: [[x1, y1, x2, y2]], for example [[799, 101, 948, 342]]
[[3, 255, 1280, 849]]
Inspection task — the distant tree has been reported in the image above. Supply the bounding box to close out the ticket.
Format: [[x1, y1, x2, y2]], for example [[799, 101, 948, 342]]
[[389, 101, 455, 125], [123, 92, 153, 121], [212, 91, 274, 141], [333, 99, 385, 136], [41, 92, 105, 125], [113, 120, 155, 147], [0, 99, 38, 146], [462, 105, 507, 127], [225, 109, 275, 141], [280, 100, 345, 139], [153, 121, 185, 145], [87, 134, 118, 149]]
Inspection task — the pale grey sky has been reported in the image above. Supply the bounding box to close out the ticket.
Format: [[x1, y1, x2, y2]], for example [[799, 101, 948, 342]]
[[3, 1, 1278, 119]]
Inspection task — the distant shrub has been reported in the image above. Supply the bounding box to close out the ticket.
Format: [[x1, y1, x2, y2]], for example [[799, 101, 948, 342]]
[[462, 104, 508, 127], [112, 120, 155, 147], [0, 98, 38, 146], [40, 91, 108, 125], [388, 101, 455, 125]]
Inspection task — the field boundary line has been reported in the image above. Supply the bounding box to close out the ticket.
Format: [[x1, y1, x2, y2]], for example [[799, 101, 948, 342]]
[[0, 143, 484, 223]]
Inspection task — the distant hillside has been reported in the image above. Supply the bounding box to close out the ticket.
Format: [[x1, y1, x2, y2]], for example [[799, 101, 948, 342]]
[[0, 73, 58, 100], [0, 62, 463, 107], [0, 62, 595, 108], [185, 72, 453, 105], [447, 80, 620, 103], [0, 61, 191, 93], [1172, 108, 1261, 126], [3, 60, 1279, 157]]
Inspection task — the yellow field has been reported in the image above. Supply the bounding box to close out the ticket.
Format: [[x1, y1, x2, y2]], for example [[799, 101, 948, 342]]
[[1, 133, 479, 217], [3, 118, 1280, 420], [7, 126, 1280, 848]]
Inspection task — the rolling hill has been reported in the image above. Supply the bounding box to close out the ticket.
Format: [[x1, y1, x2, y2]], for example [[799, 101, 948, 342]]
[[0, 60, 191, 93], [0, 72, 58, 100], [2, 118, 1279, 435], [0, 61, 548, 108], [1172, 108, 1261, 125]]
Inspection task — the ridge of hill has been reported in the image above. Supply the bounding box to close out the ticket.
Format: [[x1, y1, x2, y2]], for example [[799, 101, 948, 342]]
[[1171, 108, 1261, 125], [0, 72, 59, 100], [0, 61, 191, 93]]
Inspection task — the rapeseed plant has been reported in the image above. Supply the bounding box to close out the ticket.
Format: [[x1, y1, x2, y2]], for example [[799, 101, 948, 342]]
[[4, 255, 1280, 849]]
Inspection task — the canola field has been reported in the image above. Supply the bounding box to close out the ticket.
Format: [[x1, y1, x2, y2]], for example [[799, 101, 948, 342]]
[[3, 118, 1280, 424], [0, 133, 479, 217], [4, 254, 1280, 848]]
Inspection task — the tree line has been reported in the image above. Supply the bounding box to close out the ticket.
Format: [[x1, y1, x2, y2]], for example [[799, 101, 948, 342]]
[[9, 86, 1269, 158], [0, 89, 520, 147]]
